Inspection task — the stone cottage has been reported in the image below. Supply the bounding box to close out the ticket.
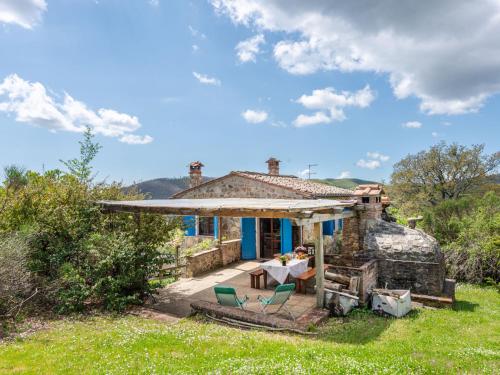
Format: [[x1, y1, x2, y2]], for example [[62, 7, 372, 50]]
[[173, 158, 353, 259], [173, 159, 452, 299]]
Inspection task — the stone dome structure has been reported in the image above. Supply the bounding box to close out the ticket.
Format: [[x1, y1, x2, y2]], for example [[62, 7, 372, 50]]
[[363, 220, 443, 263]]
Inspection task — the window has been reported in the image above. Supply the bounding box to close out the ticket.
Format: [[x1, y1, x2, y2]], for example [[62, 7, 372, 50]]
[[198, 217, 214, 236], [362, 196, 370, 204]]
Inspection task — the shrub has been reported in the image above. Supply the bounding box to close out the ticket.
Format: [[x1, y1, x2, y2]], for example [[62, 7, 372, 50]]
[[0, 171, 179, 313], [0, 130, 181, 314], [422, 191, 500, 283], [0, 234, 35, 318]]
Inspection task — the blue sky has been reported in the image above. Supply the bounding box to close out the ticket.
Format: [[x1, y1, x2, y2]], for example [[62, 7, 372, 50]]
[[0, 0, 499, 184]]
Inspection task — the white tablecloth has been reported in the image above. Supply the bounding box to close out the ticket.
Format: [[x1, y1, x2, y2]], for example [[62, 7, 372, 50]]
[[260, 258, 309, 284]]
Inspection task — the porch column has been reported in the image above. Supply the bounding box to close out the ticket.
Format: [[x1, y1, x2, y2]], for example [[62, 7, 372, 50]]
[[314, 221, 324, 308]]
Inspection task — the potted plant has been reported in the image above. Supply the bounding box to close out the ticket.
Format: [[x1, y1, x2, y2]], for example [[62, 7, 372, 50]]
[[279, 255, 287, 266]]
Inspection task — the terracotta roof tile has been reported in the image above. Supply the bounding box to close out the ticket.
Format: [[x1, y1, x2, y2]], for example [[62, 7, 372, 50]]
[[234, 171, 354, 197]]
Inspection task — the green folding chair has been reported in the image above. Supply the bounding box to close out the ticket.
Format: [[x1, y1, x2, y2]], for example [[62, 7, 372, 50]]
[[214, 285, 249, 309], [257, 283, 296, 321]]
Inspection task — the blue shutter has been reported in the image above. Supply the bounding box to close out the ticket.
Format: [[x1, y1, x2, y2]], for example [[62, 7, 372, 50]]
[[339, 218, 343, 230], [241, 218, 256, 260], [323, 220, 335, 235], [183, 216, 196, 236], [213, 216, 219, 239], [280, 218, 293, 254]]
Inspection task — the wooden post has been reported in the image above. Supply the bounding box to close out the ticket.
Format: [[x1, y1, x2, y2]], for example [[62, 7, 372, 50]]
[[175, 245, 180, 280], [314, 221, 324, 308]]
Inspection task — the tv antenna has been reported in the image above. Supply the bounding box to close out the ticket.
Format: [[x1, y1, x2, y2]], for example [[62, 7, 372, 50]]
[[307, 163, 318, 180]]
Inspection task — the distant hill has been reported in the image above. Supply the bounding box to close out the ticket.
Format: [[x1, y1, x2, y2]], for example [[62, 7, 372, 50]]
[[126, 175, 378, 199], [315, 178, 380, 190], [125, 177, 213, 199]]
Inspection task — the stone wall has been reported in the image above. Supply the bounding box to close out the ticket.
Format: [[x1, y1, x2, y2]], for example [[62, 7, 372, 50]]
[[220, 239, 241, 265], [362, 220, 443, 262], [185, 239, 241, 277], [341, 203, 383, 256], [341, 217, 360, 254], [377, 259, 445, 295], [177, 174, 306, 200], [361, 220, 445, 295], [221, 217, 241, 240], [178, 174, 307, 242], [185, 247, 222, 277]]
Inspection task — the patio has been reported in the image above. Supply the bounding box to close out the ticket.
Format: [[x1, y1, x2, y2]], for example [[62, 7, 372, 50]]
[[150, 260, 316, 320]]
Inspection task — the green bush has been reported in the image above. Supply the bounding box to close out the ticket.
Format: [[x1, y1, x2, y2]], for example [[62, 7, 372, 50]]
[[422, 191, 500, 283], [0, 171, 179, 313]]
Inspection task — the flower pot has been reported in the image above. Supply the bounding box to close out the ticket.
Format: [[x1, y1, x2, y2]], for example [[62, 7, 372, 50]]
[[281, 260, 287, 266]]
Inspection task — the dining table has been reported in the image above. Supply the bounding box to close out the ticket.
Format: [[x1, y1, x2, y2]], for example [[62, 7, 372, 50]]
[[259, 257, 309, 285]]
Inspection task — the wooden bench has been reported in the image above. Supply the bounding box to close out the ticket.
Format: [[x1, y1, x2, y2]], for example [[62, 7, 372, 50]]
[[250, 269, 267, 289], [295, 265, 330, 294]]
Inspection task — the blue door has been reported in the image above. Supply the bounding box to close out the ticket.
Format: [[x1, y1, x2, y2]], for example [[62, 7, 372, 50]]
[[280, 218, 293, 254], [241, 218, 256, 260], [183, 216, 196, 236]]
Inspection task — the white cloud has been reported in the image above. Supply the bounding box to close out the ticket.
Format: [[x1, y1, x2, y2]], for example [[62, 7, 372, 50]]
[[293, 112, 331, 127], [236, 34, 265, 63], [193, 72, 221, 86], [242, 109, 268, 123], [402, 121, 422, 129], [367, 152, 389, 162], [270, 120, 286, 128], [0, 0, 46, 29], [442, 121, 452, 126], [120, 134, 153, 144], [432, 131, 439, 137], [188, 25, 206, 39], [211, 0, 500, 115], [356, 159, 381, 170], [192, 44, 199, 52], [293, 85, 375, 127], [148, 0, 159, 6], [337, 171, 351, 179], [0, 74, 153, 144]]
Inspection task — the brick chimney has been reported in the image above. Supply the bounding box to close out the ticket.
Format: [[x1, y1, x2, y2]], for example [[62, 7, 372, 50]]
[[266, 157, 280, 175], [189, 161, 204, 188], [342, 184, 384, 256]]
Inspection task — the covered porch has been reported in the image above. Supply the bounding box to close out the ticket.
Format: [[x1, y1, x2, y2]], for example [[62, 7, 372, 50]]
[[98, 197, 357, 309]]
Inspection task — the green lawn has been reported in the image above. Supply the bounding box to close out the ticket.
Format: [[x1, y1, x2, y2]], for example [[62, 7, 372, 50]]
[[0, 284, 498, 374]]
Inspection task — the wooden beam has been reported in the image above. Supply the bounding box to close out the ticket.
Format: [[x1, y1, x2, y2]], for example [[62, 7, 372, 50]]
[[314, 222, 325, 308], [99, 204, 319, 219], [292, 214, 340, 226]]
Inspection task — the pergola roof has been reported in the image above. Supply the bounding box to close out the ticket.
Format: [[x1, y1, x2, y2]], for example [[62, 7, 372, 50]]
[[98, 198, 357, 219]]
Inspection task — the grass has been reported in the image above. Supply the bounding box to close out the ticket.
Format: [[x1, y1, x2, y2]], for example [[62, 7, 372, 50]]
[[0, 284, 498, 374]]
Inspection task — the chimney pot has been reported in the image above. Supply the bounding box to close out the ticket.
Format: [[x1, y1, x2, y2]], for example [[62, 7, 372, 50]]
[[266, 157, 280, 175], [189, 161, 204, 188]]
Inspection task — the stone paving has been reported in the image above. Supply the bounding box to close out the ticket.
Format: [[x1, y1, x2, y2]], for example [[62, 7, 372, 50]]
[[150, 260, 317, 320]]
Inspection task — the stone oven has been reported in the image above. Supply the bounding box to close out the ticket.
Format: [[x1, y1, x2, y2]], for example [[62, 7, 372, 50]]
[[327, 184, 450, 303]]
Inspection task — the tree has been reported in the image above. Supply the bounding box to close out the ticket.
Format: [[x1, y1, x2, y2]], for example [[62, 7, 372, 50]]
[[3, 165, 28, 191], [60, 127, 102, 184], [390, 142, 499, 214]]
